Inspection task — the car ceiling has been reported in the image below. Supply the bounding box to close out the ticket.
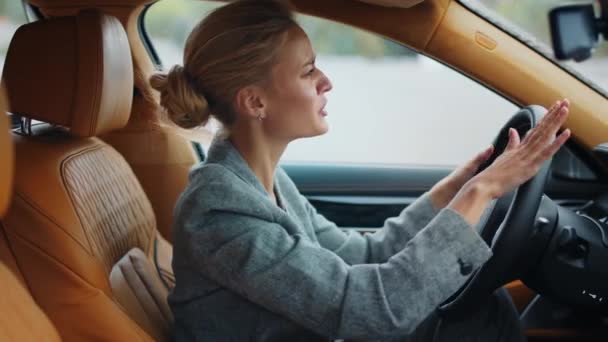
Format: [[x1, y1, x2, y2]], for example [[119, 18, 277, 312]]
[[357, 0, 424, 8], [27, 0, 427, 8]]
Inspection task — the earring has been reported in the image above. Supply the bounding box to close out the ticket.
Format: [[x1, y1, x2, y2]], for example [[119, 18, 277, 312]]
[[257, 113, 264, 121]]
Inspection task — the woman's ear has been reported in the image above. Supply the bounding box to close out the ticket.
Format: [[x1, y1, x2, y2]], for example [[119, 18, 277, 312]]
[[235, 86, 266, 121]]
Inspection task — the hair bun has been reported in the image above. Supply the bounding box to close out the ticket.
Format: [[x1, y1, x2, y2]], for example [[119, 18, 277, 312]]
[[150, 65, 211, 129]]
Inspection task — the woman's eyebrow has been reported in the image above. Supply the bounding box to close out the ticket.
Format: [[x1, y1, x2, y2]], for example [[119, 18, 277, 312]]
[[303, 55, 316, 67]]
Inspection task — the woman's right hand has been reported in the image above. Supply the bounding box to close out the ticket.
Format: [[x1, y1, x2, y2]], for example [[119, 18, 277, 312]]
[[473, 99, 571, 200], [448, 99, 571, 226]]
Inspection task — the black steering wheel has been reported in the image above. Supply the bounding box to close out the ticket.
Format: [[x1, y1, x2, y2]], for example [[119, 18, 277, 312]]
[[438, 105, 553, 316]]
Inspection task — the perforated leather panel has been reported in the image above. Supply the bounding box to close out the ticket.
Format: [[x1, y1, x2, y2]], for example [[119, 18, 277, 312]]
[[62, 145, 156, 271]]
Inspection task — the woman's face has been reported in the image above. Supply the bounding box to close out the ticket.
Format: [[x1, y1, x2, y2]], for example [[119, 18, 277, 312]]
[[262, 25, 333, 142]]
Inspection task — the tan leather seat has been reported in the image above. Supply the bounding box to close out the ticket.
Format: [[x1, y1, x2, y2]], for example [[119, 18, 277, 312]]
[[2, 10, 173, 341], [102, 117, 200, 245], [0, 254, 61, 342], [0, 85, 61, 340], [0, 233, 61, 342]]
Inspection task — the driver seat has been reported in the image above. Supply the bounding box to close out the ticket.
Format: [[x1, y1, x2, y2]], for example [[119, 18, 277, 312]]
[[2, 10, 173, 341]]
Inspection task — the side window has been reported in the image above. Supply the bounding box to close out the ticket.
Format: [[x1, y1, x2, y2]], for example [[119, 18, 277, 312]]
[[144, 1, 517, 167], [144, 1, 224, 139], [291, 16, 517, 166], [0, 3, 27, 75]]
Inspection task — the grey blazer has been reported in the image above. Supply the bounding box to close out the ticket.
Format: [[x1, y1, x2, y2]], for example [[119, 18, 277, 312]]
[[169, 135, 492, 342]]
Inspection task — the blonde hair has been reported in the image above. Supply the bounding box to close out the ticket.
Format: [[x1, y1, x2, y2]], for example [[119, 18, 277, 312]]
[[149, 0, 297, 129]]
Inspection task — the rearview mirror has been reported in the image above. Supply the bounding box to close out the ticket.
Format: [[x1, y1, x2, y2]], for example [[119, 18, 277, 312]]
[[549, 4, 599, 62]]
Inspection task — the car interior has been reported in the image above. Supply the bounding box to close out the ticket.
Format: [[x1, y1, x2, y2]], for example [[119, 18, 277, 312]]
[[0, 84, 61, 341], [1, 0, 608, 341]]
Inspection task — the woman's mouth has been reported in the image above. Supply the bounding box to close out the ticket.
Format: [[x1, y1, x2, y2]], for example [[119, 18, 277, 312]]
[[320, 101, 328, 117]]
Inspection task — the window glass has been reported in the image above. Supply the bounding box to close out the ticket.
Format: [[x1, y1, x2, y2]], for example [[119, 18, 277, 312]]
[[144, 0, 517, 166], [0, 2, 26, 75], [461, 0, 608, 94]]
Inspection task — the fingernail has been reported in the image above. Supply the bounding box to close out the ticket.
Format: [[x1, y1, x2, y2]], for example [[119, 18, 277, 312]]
[[551, 103, 560, 113]]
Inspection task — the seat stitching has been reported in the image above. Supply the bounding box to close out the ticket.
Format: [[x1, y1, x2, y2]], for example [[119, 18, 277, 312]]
[[11, 193, 92, 255], [7, 230, 153, 340], [5, 228, 110, 295], [59, 143, 107, 256]]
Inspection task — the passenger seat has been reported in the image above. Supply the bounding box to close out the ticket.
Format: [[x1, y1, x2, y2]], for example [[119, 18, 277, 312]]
[[2, 10, 173, 341], [0, 85, 61, 341]]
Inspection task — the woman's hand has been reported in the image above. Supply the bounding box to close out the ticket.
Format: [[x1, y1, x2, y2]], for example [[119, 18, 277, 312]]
[[429, 144, 495, 209], [471, 99, 571, 200], [446, 99, 571, 226]]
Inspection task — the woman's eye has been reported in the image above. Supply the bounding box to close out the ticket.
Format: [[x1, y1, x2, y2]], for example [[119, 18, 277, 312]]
[[307, 67, 315, 76]]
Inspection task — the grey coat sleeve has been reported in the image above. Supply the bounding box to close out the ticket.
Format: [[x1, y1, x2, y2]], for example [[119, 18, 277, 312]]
[[308, 192, 442, 265], [186, 207, 492, 340]]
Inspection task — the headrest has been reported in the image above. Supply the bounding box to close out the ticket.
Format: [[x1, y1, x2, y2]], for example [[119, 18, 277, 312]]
[[0, 85, 14, 217], [2, 10, 133, 137]]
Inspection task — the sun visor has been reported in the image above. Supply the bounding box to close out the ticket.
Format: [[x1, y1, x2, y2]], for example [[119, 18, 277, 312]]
[[356, 0, 424, 8]]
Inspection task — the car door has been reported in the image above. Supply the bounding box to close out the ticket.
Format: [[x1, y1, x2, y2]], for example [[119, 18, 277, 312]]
[[282, 143, 608, 234], [281, 162, 448, 232]]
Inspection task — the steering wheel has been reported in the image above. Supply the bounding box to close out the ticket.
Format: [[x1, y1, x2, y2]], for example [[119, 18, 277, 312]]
[[438, 105, 553, 317]]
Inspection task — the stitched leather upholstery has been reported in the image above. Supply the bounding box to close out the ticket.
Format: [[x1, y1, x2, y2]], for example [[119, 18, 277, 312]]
[[2, 10, 132, 137], [62, 145, 156, 272], [110, 248, 172, 341], [0, 262, 62, 342], [2, 10, 173, 341], [0, 75, 61, 342]]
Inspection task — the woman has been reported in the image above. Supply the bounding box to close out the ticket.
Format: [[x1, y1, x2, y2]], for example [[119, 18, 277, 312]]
[[150, 0, 571, 341]]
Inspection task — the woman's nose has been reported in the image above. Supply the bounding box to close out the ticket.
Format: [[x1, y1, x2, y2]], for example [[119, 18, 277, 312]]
[[317, 70, 333, 94]]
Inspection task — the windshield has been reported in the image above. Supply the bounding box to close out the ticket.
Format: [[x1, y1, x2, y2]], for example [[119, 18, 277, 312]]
[[461, 0, 608, 95]]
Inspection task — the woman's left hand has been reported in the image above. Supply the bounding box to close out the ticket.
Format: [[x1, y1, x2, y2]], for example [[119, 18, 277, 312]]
[[429, 144, 495, 209]]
